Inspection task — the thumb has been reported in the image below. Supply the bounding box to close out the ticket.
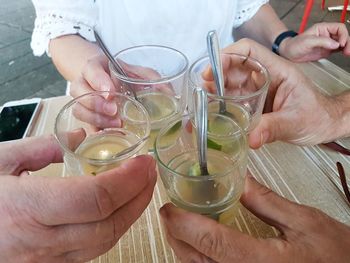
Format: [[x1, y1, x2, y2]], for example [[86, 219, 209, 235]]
[[0, 135, 63, 176], [248, 112, 290, 148], [305, 35, 340, 50], [160, 203, 262, 262], [241, 175, 302, 233]]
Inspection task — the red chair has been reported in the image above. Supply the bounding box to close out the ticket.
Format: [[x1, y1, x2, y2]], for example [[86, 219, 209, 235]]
[[300, 0, 349, 33]]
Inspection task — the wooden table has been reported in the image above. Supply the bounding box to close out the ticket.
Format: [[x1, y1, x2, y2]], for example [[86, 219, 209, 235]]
[[31, 60, 350, 263]]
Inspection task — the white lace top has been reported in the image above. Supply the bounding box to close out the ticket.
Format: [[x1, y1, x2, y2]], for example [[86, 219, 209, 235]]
[[31, 0, 268, 63]]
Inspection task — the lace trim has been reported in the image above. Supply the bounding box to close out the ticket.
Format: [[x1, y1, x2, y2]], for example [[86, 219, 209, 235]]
[[233, 0, 269, 28], [31, 13, 96, 57]]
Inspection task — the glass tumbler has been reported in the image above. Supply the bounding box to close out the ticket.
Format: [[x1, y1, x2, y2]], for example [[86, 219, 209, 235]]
[[55, 91, 150, 176], [155, 113, 247, 225], [189, 53, 270, 132], [109, 45, 188, 150]]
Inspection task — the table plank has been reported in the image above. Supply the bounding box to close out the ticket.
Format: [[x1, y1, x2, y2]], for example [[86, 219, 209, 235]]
[[29, 60, 350, 262]]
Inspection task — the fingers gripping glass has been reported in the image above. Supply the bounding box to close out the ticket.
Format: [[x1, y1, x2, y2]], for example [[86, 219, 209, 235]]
[[323, 142, 350, 205]]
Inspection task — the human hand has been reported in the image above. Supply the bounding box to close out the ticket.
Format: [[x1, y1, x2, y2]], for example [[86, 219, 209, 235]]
[[214, 38, 348, 148], [279, 22, 350, 62], [160, 175, 350, 263], [70, 53, 173, 128], [69, 53, 124, 129], [0, 135, 157, 262]]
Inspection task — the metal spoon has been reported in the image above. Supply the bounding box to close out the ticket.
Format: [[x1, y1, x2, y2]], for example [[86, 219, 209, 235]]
[[93, 29, 138, 100], [87, 130, 149, 163], [110, 135, 149, 160], [207, 30, 227, 115], [193, 87, 209, 175]]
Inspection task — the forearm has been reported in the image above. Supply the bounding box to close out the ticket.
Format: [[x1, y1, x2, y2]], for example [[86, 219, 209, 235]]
[[49, 35, 101, 82], [334, 90, 350, 139], [233, 4, 287, 48]]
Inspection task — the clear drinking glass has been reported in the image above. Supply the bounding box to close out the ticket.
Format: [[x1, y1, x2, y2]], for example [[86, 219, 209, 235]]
[[189, 53, 270, 132], [155, 113, 247, 225], [109, 45, 188, 150], [55, 91, 150, 176]]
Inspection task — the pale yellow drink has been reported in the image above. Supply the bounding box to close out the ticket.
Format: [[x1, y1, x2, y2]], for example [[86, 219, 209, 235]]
[[167, 149, 245, 224], [207, 100, 251, 132], [72, 130, 143, 176], [134, 91, 180, 150]]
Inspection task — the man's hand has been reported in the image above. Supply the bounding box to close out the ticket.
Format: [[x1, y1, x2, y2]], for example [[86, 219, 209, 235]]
[[160, 175, 350, 263], [279, 22, 350, 62], [0, 135, 157, 262], [216, 38, 350, 148]]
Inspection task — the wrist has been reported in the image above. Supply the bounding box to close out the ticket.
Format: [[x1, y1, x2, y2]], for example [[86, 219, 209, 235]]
[[272, 30, 298, 56], [277, 37, 293, 59]]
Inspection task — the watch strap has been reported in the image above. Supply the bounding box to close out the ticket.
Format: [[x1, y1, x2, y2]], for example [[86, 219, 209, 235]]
[[272, 30, 298, 55]]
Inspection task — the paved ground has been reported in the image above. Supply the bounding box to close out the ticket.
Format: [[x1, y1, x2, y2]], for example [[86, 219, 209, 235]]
[[0, 0, 349, 105]]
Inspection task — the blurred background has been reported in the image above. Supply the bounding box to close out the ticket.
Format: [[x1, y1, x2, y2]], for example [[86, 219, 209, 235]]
[[0, 0, 349, 105]]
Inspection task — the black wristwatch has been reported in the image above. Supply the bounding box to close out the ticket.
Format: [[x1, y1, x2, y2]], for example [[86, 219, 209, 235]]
[[272, 30, 298, 55]]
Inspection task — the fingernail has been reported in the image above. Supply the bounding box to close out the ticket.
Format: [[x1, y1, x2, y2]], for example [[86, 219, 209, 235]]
[[330, 41, 340, 49], [103, 102, 118, 116], [111, 118, 122, 127], [101, 85, 111, 99], [101, 84, 110, 92]]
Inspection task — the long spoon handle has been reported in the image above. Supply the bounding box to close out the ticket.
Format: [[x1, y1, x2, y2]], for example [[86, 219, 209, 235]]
[[207, 30, 226, 114], [94, 30, 138, 100], [193, 87, 209, 175]]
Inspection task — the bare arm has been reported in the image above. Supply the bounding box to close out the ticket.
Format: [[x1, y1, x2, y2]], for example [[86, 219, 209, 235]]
[[233, 4, 287, 48], [49, 35, 101, 82]]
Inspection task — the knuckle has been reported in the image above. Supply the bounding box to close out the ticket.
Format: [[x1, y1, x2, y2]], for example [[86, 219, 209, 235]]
[[296, 205, 327, 231], [181, 253, 211, 263], [69, 79, 84, 97], [111, 208, 127, 240], [238, 38, 252, 46], [22, 247, 55, 263], [93, 181, 114, 218], [256, 183, 275, 198], [47, 133, 56, 144], [196, 230, 225, 259], [71, 105, 84, 121], [61, 256, 83, 263]]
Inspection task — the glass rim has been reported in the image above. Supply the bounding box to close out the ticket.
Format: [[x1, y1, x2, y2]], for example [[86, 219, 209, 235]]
[[109, 44, 189, 85], [54, 91, 151, 163], [154, 113, 247, 180], [189, 52, 271, 101]]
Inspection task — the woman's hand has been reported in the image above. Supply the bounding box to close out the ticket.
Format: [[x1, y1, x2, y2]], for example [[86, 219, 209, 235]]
[[69, 53, 120, 125], [0, 135, 157, 262], [279, 22, 350, 62], [69, 52, 174, 128], [160, 175, 350, 263]]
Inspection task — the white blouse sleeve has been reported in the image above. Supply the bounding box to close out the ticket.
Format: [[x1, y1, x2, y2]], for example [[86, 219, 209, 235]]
[[233, 0, 269, 28], [30, 0, 98, 56]]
